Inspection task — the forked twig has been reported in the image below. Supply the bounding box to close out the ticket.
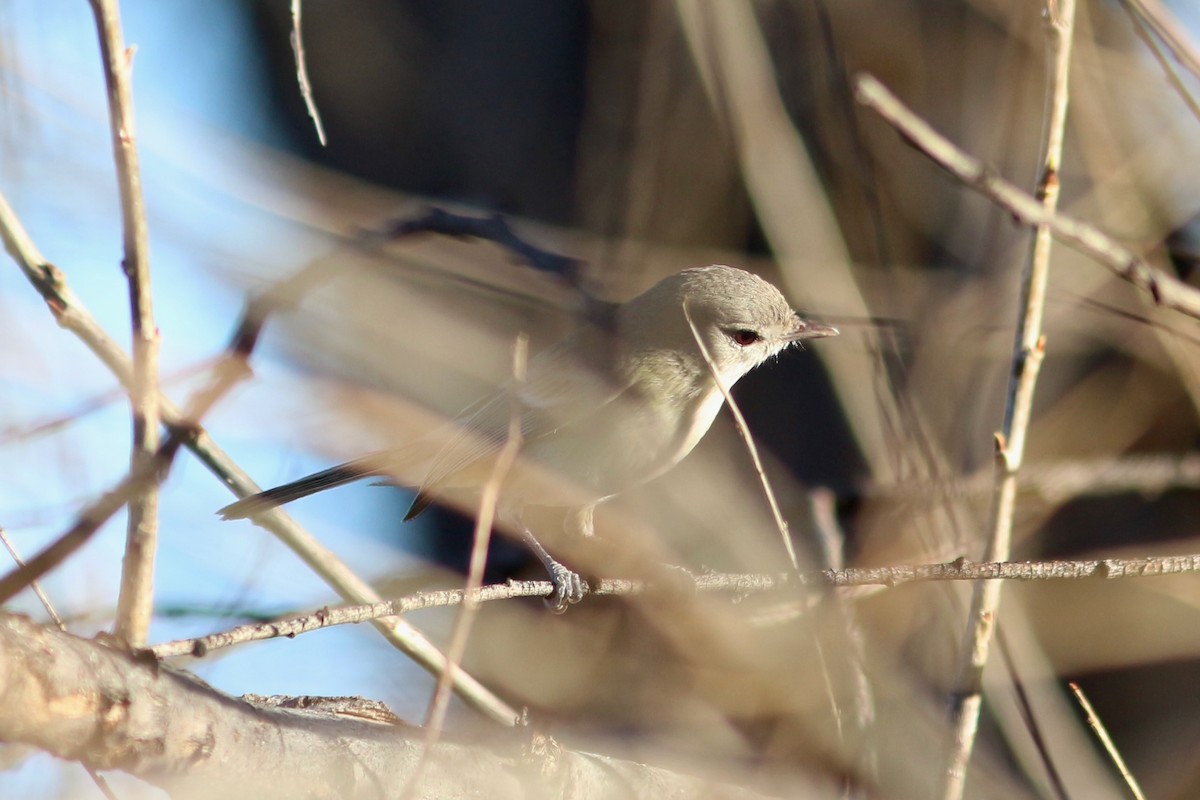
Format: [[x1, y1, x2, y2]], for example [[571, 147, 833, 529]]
[[0, 329, 253, 604]]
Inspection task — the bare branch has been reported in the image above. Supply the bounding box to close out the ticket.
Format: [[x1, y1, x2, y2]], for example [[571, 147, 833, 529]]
[[854, 73, 1200, 322], [88, 0, 162, 649], [151, 552, 1200, 660], [0, 192, 517, 725], [943, 5, 1078, 795]]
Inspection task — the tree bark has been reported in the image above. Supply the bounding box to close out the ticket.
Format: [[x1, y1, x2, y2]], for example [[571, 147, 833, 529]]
[[0, 613, 776, 799]]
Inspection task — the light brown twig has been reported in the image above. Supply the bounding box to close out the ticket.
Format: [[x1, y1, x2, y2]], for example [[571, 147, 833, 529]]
[[0, 190, 517, 724], [151, 551, 1200, 659], [417, 335, 527, 781], [854, 74, 1200, 322], [941, 4, 1078, 796], [683, 300, 798, 570], [1068, 682, 1147, 800], [88, 0, 161, 648]]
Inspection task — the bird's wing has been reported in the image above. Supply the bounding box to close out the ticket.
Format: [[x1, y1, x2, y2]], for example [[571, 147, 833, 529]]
[[406, 331, 629, 517]]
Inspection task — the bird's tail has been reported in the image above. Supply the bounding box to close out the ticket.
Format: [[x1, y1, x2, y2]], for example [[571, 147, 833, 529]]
[[218, 456, 387, 520]]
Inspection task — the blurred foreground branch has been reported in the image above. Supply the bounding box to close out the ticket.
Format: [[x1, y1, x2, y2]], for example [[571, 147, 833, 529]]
[[0, 191, 517, 724], [0, 613, 775, 800]]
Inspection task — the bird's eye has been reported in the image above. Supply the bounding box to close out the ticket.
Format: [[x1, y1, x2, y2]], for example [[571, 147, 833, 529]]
[[729, 329, 761, 346]]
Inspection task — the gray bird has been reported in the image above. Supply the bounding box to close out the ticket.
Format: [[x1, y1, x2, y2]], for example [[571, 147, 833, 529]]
[[219, 265, 837, 609]]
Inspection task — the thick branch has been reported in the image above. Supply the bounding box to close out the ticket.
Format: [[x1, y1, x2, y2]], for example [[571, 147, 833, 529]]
[[0, 614, 774, 800]]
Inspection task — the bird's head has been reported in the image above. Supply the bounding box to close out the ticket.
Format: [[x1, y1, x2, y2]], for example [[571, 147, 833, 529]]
[[619, 265, 837, 386]]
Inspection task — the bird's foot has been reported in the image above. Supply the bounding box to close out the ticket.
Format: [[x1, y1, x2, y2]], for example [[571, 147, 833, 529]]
[[544, 559, 588, 614]]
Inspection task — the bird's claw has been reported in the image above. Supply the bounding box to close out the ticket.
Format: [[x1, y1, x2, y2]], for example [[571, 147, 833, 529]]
[[544, 560, 587, 614]]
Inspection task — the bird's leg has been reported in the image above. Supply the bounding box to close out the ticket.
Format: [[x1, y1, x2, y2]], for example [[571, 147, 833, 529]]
[[517, 523, 587, 614], [565, 504, 595, 538]]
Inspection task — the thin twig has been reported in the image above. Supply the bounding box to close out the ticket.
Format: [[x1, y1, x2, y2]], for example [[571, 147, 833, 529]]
[[942, 4, 1077, 796], [682, 300, 798, 570], [88, 0, 161, 649], [0, 528, 66, 629], [408, 336, 528, 798], [290, 0, 327, 145], [0, 331, 251, 604], [996, 625, 1069, 800], [1068, 682, 1147, 800], [1119, 0, 1200, 80], [150, 551, 1200, 659], [1119, 0, 1200, 124], [853, 74, 1200, 322], [428, 341, 527, 720], [0, 191, 518, 724], [683, 295, 859, 792]]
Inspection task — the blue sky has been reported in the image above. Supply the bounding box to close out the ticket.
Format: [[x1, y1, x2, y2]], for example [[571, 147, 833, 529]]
[[0, 4, 446, 795]]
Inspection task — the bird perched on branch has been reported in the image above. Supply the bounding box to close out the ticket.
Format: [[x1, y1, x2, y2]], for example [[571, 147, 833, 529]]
[[219, 265, 837, 610]]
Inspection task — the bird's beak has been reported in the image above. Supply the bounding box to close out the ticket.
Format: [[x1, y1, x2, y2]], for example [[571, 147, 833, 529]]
[[787, 318, 839, 341]]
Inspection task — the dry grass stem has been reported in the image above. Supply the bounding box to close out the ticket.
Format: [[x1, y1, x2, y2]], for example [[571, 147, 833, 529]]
[[682, 300, 798, 570], [0, 529, 65, 631], [406, 336, 529, 796], [290, 0, 327, 145], [1119, 0, 1200, 124], [1068, 682, 1147, 800]]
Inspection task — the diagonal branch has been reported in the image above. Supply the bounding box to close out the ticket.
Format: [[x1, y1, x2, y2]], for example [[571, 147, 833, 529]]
[[0, 190, 518, 725], [854, 74, 1200, 322]]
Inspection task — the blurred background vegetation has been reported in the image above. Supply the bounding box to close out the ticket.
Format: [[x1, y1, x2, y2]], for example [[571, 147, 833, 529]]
[[2, 0, 1199, 797]]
